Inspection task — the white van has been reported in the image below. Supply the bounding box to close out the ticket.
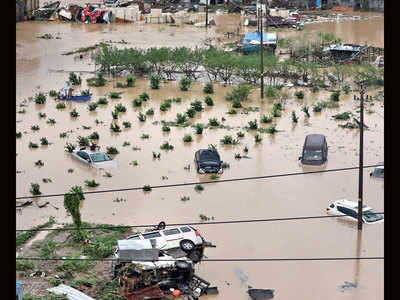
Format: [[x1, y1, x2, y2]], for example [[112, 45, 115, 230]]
[[126, 225, 204, 252]]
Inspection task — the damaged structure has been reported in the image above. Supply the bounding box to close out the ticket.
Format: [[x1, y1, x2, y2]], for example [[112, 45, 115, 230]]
[[111, 224, 218, 300]]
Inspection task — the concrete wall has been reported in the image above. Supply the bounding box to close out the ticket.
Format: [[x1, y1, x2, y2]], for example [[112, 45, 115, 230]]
[[24, 0, 39, 14]]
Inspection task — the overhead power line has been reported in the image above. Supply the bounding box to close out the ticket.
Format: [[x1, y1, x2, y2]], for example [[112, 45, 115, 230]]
[[15, 256, 384, 262], [15, 164, 380, 200], [15, 212, 384, 232]]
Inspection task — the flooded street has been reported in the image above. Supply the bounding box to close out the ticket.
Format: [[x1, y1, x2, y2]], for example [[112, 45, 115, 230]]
[[16, 13, 383, 300]]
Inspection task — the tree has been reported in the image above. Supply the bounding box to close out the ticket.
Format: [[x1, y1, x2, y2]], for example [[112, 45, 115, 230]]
[[64, 186, 85, 242]]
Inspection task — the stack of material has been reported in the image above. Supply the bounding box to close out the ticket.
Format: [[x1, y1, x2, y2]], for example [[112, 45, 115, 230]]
[[124, 6, 138, 22], [189, 12, 206, 24], [173, 10, 188, 24]]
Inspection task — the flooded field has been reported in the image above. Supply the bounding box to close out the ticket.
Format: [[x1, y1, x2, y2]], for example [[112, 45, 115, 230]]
[[16, 13, 384, 300]]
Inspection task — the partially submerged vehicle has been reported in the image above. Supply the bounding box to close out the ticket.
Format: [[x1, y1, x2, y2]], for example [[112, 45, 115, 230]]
[[370, 164, 384, 178], [323, 44, 365, 62], [71, 145, 117, 169], [194, 149, 223, 174], [56, 86, 92, 102], [299, 134, 328, 165], [326, 199, 384, 224]]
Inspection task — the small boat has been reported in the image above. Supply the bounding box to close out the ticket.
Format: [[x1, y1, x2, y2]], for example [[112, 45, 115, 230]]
[[56, 86, 92, 102]]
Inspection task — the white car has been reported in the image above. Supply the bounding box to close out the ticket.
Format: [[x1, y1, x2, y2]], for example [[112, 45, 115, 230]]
[[71, 147, 117, 169], [326, 199, 383, 224], [126, 225, 204, 252]]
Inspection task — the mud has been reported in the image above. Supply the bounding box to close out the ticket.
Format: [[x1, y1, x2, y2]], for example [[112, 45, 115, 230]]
[[16, 13, 383, 300]]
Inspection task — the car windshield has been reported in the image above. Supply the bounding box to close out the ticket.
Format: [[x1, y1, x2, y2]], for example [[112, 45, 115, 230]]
[[363, 209, 383, 223], [199, 151, 219, 162], [90, 153, 112, 162], [303, 149, 323, 161]]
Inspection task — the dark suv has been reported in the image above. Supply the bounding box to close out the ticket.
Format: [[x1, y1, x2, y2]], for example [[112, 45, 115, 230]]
[[194, 149, 223, 174], [299, 134, 328, 165]]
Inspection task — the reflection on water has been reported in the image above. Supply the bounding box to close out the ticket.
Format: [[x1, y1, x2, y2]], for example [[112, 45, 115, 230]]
[[16, 13, 383, 300]]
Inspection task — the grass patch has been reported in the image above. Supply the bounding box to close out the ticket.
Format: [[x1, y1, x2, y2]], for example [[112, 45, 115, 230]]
[[106, 146, 119, 154]]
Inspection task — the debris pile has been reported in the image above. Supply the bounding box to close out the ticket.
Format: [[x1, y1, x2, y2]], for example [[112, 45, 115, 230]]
[[111, 222, 218, 300]]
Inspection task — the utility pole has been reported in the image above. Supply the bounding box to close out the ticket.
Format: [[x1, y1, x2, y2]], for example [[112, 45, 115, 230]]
[[357, 80, 366, 230], [205, 0, 208, 28], [260, 6, 264, 99]]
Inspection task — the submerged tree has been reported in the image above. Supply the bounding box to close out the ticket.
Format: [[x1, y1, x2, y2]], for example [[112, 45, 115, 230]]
[[64, 186, 85, 242]]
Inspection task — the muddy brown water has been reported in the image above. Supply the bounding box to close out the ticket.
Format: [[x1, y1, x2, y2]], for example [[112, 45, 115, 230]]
[[16, 13, 383, 300]]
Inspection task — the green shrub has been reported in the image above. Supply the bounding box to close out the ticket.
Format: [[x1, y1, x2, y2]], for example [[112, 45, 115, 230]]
[[16, 260, 35, 271], [162, 125, 171, 132], [39, 112, 47, 118], [302, 106, 310, 118], [31, 125, 40, 131], [88, 132, 99, 140], [34, 93, 46, 104], [127, 74, 136, 87], [143, 185, 152, 191], [186, 107, 196, 118], [292, 111, 298, 122], [55, 102, 66, 109], [110, 123, 121, 132], [132, 98, 142, 107], [64, 143, 76, 152], [81, 89, 90, 96], [87, 73, 107, 87], [260, 114, 273, 123], [225, 85, 252, 102], [97, 97, 108, 105], [138, 112, 146, 122], [254, 133, 262, 143], [232, 99, 242, 108], [122, 121, 131, 128], [69, 72, 81, 85], [183, 134, 193, 142], [85, 180, 99, 187], [16, 132, 22, 138], [146, 108, 154, 115], [265, 124, 277, 134], [227, 108, 237, 114], [265, 86, 279, 98], [106, 146, 119, 154], [237, 131, 244, 137], [179, 77, 192, 91], [248, 119, 258, 130], [29, 142, 39, 149], [204, 96, 214, 106], [330, 90, 340, 101], [150, 74, 161, 89], [49, 90, 57, 97], [220, 135, 238, 145], [332, 111, 352, 120], [40, 137, 49, 145], [109, 91, 122, 99], [47, 118, 56, 124], [35, 160, 44, 166], [208, 118, 220, 127], [294, 90, 304, 99], [139, 92, 150, 101], [111, 110, 118, 120], [70, 109, 79, 118], [194, 184, 204, 191], [115, 103, 127, 113], [160, 141, 174, 150], [194, 123, 204, 134], [152, 152, 161, 158], [222, 162, 230, 168], [176, 113, 187, 124], [77, 136, 90, 146], [312, 103, 323, 112], [203, 82, 214, 94], [141, 134, 150, 139], [191, 99, 203, 112], [30, 183, 41, 195]]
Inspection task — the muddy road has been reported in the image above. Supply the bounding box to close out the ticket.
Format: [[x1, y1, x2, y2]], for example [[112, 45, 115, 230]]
[[16, 13, 383, 300]]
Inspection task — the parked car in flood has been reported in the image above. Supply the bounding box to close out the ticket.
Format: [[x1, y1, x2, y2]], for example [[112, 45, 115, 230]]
[[194, 149, 223, 174], [299, 134, 328, 165], [370, 164, 384, 178], [71, 146, 117, 169], [326, 199, 383, 224]]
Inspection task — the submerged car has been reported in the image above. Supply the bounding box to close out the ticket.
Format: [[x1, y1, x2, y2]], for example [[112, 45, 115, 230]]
[[370, 165, 384, 178], [326, 199, 383, 224], [299, 134, 328, 165], [194, 149, 223, 174], [71, 146, 117, 169]]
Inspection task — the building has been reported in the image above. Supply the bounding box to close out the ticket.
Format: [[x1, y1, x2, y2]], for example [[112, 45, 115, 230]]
[[16, 0, 40, 21]]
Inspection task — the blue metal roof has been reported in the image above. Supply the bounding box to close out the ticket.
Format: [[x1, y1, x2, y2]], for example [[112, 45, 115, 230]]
[[243, 31, 277, 45]]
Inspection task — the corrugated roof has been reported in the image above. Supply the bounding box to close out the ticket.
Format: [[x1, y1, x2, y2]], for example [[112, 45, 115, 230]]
[[243, 31, 277, 45], [47, 284, 95, 300]]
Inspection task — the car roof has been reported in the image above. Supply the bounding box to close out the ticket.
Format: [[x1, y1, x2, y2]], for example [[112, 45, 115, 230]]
[[304, 134, 326, 150], [78, 148, 107, 155], [132, 226, 192, 236], [332, 199, 370, 210]]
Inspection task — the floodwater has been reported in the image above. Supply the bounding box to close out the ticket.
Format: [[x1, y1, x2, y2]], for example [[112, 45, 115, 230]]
[[16, 13, 384, 300]]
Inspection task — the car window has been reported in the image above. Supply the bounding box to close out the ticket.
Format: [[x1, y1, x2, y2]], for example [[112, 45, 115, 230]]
[[163, 228, 180, 236], [330, 204, 335, 208], [90, 152, 112, 162], [143, 232, 162, 239], [199, 150, 219, 161], [363, 209, 383, 223], [127, 235, 140, 240], [77, 151, 89, 160], [180, 226, 191, 233], [337, 206, 357, 219]]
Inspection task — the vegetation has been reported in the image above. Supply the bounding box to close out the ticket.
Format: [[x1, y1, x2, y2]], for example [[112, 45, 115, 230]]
[[106, 146, 119, 154], [208, 117, 220, 127], [40, 137, 49, 145], [160, 141, 174, 150], [237, 131, 245, 138], [88, 102, 98, 111], [88, 132, 100, 140], [179, 77, 192, 91], [302, 106, 310, 118], [31, 125, 40, 131], [39, 112, 47, 118], [330, 90, 341, 101], [191, 99, 203, 112], [203, 82, 214, 94], [194, 123, 204, 134], [49, 90, 57, 97], [220, 135, 239, 145], [97, 97, 108, 105], [186, 107, 196, 118], [260, 114, 273, 123], [34, 93, 47, 104], [122, 121, 131, 128], [332, 111, 352, 120], [87, 73, 107, 87], [183, 134, 193, 142], [127, 74, 136, 87], [150, 74, 161, 89], [110, 123, 121, 132], [109, 91, 122, 99], [64, 186, 85, 242], [204, 96, 214, 106], [176, 113, 187, 124], [146, 108, 154, 115], [47, 118, 56, 124], [29, 142, 39, 149], [138, 112, 146, 122], [64, 142, 76, 152], [248, 119, 258, 130], [16, 217, 55, 247], [162, 124, 171, 132], [143, 185, 152, 191], [194, 184, 204, 191], [70, 109, 79, 118], [30, 183, 41, 195], [225, 85, 252, 102], [254, 133, 262, 143], [294, 90, 304, 99], [141, 134, 150, 139], [85, 180, 100, 187], [292, 111, 298, 123]]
